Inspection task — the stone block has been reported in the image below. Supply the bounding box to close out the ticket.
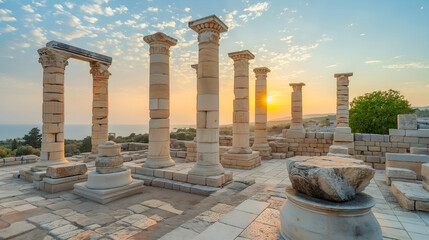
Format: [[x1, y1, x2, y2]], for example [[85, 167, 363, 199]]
[[397, 114, 417, 130], [190, 185, 219, 196], [173, 172, 188, 182], [46, 163, 87, 179], [135, 167, 154, 176], [385, 167, 416, 185], [423, 163, 429, 191], [410, 147, 429, 155], [187, 174, 206, 185]]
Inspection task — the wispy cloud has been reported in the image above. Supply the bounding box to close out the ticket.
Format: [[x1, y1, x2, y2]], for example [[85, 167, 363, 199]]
[[0, 9, 16, 22], [147, 7, 158, 12], [21, 5, 35, 13], [152, 21, 176, 30], [326, 64, 337, 68], [240, 2, 269, 22], [383, 62, 429, 69], [365, 60, 381, 64], [84, 16, 98, 23], [0, 24, 16, 35]]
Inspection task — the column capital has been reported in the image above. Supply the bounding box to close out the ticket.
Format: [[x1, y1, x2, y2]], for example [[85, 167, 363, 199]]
[[188, 15, 228, 34], [228, 50, 255, 61], [289, 82, 305, 91], [38, 47, 69, 69], [334, 72, 353, 78], [253, 67, 271, 75], [143, 32, 177, 56], [90, 61, 111, 78]]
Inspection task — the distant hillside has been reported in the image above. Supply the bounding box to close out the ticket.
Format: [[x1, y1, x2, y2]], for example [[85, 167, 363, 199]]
[[271, 113, 335, 122], [414, 106, 429, 110]]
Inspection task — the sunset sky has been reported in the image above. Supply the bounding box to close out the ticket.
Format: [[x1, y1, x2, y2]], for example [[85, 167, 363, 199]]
[[0, 0, 428, 126]]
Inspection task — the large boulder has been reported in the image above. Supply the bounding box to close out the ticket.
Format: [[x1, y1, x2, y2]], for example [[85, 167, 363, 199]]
[[287, 156, 375, 202]]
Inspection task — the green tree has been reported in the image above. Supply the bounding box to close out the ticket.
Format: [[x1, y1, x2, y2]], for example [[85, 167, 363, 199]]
[[15, 145, 40, 156], [0, 146, 11, 158], [11, 139, 19, 151], [349, 89, 415, 134], [79, 136, 92, 153], [23, 127, 42, 148]]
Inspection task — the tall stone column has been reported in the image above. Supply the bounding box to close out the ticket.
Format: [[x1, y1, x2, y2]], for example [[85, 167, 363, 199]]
[[252, 67, 272, 160], [188, 15, 228, 176], [143, 32, 177, 168], [330, 72, 354, 155], [286, 83, 306, 139], [222, 51, 261, 169], [90, 62, 111, 156], [36, 48, 69, 169]]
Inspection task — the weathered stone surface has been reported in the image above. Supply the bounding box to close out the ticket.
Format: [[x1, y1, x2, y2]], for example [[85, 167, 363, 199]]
[[287, 156, 375, 202], [391, 181, 429, 212], [423, 163, 429, 192], [46, 163, 87, 178]]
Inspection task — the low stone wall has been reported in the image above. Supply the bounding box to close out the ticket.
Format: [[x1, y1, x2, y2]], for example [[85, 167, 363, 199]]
[[271, 132, 333, 157], [0, 155, 38, 167]]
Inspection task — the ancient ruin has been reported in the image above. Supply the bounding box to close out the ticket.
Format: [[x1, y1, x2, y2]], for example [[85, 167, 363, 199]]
[[143, 32, 177, 169], [286, 83, 306, 139], [251, 67, 272, 160]]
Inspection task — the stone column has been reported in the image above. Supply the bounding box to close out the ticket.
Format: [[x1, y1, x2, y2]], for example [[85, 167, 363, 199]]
[[36, 48, 70, 169], [286, 83, 306, 139], [188, 15, 228, 176], [330, 72, 354, 155], [142, 32, 177, 168], [252, 67, 272, 160], [228, 50, 254, 154], [90, 62, 111, 156]]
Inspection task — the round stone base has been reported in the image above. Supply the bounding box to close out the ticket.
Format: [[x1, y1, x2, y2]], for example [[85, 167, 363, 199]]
[[188, 163, 225, 177], [280, 186, 382, 240], [143, 156, 175, 168], [86, 169, 132, 190]]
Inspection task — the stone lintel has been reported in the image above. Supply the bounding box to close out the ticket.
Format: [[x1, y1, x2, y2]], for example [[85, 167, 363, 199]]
[[253, 67, 271, 74], [334, 72, 353, 78], [228, 50, 255, 61], [188, 15, 228, 33], [143, 32, 178, 46], [46, 41, 112, 65], [191, 64, 198, 70]]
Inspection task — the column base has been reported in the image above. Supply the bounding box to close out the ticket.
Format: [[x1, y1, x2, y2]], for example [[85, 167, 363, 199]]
[[227, 147, 252, 154], [34, 159, 69, 171], [252, 145, 272, 160], [143, 156, 175, 169], [285, 129, 306, 139], [188, 163, 225, 177], [74, 179, 144, 204], [221, 151, 261, 170]]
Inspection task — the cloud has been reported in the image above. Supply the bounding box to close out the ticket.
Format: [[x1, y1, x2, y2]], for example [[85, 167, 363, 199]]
[[152, 21, 176, 30], [25, 13, 42, 22], [147, 7, 158, 12], [185, 8, 190, 12], [360, 33, 366, 36], [0, 24, 16, 35], [347, 23, 354, 28], [50, 30, 96, 41], [115, 6, 128, 14], [84, 16, 98, 23], [223, 10, 239, 30], [280, 35, 293, 43], [21, 5, 35, 13], [133, 23, 148, 29], [54, 4, 64, 12], [105, 7, 114, 16], [30, 27, 47, 45], [421, 6, 424, 10], [240, 2, 269, 22], [326, 64, 337, 68], [178, 16, 192, 23], [0, 9, 16, 22], [365, 60, 381, 64], [64, 2, 74, 9], [80, 4, 104, 15], [383, 62, 429, 69], [132, 14, 140, 19], [16, 42, 31, 48]]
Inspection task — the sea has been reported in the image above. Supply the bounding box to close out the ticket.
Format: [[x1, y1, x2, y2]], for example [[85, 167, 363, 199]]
[[0, 124, 195, 141]]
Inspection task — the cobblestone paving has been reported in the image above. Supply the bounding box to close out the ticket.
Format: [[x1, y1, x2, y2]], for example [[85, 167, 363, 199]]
[[1, 159, 429, 239]]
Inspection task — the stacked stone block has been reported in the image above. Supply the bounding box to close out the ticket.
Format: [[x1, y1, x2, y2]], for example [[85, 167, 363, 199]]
[[252, 67, 272, 159], [188, 15, 228, 177], [90, 62, 111, 156], [37, 48, 69, 169], [143, 32, 177, 169], [286, 83, 306, 139]]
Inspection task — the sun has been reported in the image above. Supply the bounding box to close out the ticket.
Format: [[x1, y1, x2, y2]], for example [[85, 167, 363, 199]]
[[267, 97, 271, 103]]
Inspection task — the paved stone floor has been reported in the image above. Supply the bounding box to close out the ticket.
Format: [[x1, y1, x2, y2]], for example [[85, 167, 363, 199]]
[[1, 158, 429, 239]]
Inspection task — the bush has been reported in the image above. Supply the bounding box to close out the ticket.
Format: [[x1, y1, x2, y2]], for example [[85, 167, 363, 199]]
[[79, 136, 92, 153], [15, 145, 40, 156], [0, 146, 11, 158], [170, 128, 196, 140], [349, 89, 415, 134]]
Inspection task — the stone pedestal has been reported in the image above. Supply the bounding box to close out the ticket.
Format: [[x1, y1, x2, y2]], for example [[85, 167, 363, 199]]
[[90, 62, 111, 156], [74, 141, 144, 204], [221, 50, 261, 169], [252, 67, 272, 160], [280, 186, 382, 240], [286, 83, 306, 139], [188, 15, 229, 177], [331, 73, 354, 155], [143, 32, 177, 169], [36, 48, 70, 170]]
